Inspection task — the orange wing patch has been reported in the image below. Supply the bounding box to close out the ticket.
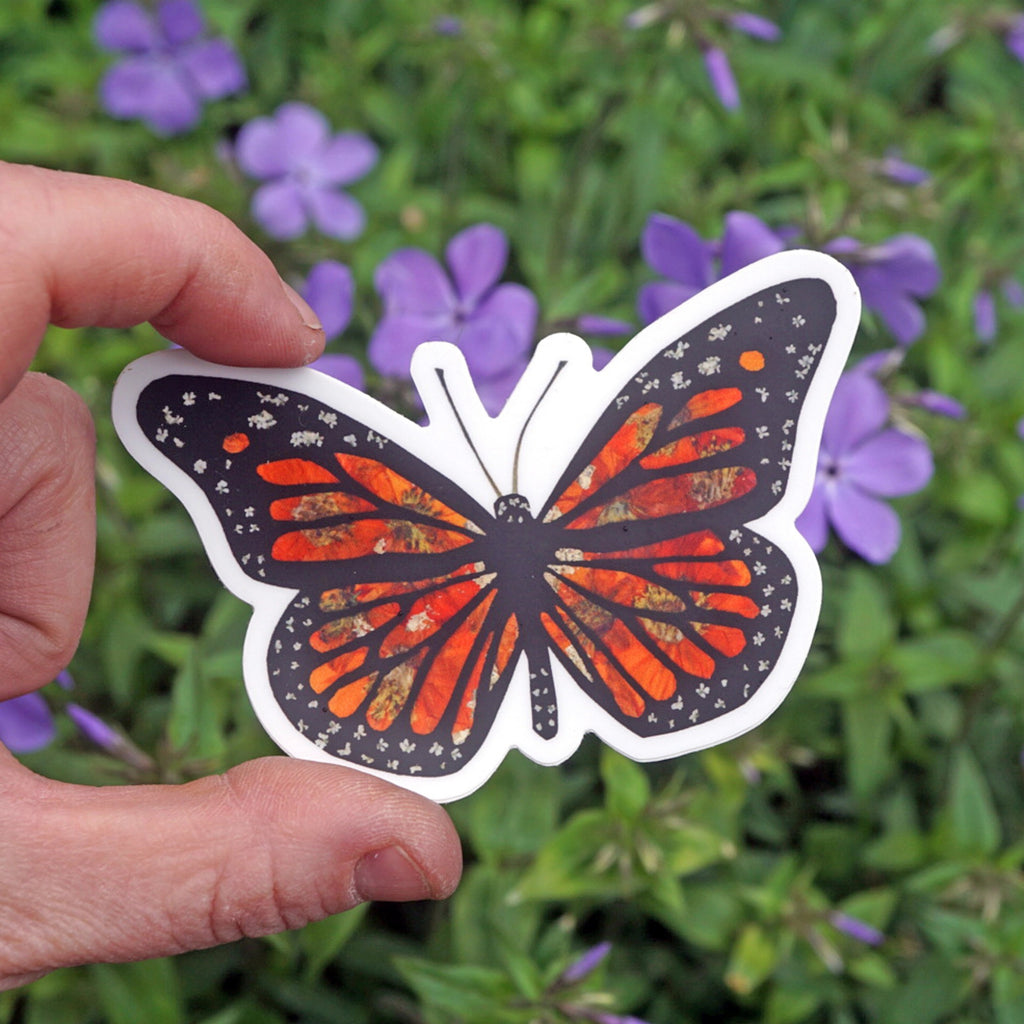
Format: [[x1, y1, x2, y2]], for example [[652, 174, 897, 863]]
[[640, 426, 746, 470], [335, 453, 483, 533], [543, 403, 663, 522], [638, 618, 715, 679], [547, 606, 646, 717], [379, 575, 496, 659], [547, 565, 687, 614], [319, 562, 486, 614], [258, 459, 341, 485], [272, 519, 476, 561], [556, 529, 727, 564], [654, 559, 752, 587], [270, 492, 377, 521], [409, 592, 498, 735], [667, 387, 742, 430], [565, 467, 757, 529]]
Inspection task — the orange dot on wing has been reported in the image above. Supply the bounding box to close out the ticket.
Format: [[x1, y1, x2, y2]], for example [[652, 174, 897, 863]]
[[223, 432, 250, 453], [739, 350, 765, 371]]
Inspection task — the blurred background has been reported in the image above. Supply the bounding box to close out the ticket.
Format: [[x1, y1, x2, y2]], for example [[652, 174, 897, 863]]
[[4, 1, 1024, 1021]]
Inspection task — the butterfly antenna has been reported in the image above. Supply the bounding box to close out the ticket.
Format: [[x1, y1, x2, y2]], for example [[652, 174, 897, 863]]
[[435, 368, 502, 498], [512, 360, 567, 493]]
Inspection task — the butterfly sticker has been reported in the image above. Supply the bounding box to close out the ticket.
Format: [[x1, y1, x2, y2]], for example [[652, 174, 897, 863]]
[[113, 251, 859, 802]]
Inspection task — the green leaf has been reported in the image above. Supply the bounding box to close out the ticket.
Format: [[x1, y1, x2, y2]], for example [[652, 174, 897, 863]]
[[299, 904, 369, 983], [724, 924, 779, 997], [394, 958, 517, 1024], [90, 960, 184, 1024], [843, 696, 894, 800], [940, 746, 1002, 856], [601, 747, 651, 820], [836, 567, 896, 661]]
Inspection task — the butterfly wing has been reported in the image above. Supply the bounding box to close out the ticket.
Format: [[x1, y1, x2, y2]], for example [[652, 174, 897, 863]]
[[121, 365, 524, 782], [529, 264, 855, 754]]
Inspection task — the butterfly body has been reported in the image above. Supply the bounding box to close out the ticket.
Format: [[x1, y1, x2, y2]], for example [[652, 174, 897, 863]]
[[114, 252, 860, 801]]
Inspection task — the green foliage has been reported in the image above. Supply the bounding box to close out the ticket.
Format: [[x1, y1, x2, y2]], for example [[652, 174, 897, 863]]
[[9, 0, 1024, 1021]]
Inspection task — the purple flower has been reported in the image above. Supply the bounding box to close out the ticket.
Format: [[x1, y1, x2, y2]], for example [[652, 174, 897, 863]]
[[728, 13, 781, 42], [312, 354, 366, 391], [878, 151, 930, 186], [94, 0, 246, 135], [639, 211, 786, 323], [302, 260, 355, 342], [1006, 15, 1024, 63], [903, 390, 966, 420], [559, 942, 612, 985], [0, 692, 55, 753], [235, 103, 379, 241], [67, 702, 122, 751], [972, 278, 1024, 343], [828, 911, 885, 947], [796, 371, 933, 563], [368, 224, 538, 415], [433, 15, 463, 37], [824, 234, 940, 345], [974, 288, 997, 342], [703, 46, 740, 109]]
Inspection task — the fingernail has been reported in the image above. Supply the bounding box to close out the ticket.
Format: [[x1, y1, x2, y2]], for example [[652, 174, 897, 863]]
[[280, 279, 324, 333], [354, 846, 434, 902]]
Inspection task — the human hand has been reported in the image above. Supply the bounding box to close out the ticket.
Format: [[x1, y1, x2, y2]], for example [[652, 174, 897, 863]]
[[0, 163, 461, 990]]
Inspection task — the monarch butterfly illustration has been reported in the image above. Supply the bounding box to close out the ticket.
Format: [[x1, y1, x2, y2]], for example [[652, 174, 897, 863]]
[[114, 251, 859, 802]]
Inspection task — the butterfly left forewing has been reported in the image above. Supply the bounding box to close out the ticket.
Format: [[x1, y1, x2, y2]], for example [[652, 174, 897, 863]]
[[116, 358, 522, 788]]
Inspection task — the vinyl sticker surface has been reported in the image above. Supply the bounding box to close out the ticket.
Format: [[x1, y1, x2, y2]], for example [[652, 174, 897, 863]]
[[113, 251, 860, 802]]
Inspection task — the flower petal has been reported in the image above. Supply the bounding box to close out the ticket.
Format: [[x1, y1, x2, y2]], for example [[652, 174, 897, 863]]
[[866, 234, 941, 296], [842, 428, 933, 497], [973, 289, 996, 342], [470, 282, 538, 358], [719, 211, 785, 277], [637, 281, 700, 325], [795, 482, 830, 552], [100, 57, 200, 133], [821, 372, 891, 457], [178, 38, 247, 100], [235, 116, 290, 179], [270, 102, 331, 165], [703, 46, 740, 109], [306, 186, 366, 241], [575, 314, 632, 336], [640, 213, 713, 290], [251, 179, 308, 239], [374, 249, 456, 317], [157, 0, 203, 47], [311, 354, 365, 390], [315, 132, 379, 186], [729, 12, 781, 41], [94, 0, 159, 52], [368, 314, 451, 377], [472, 360, 529, 415], [858, 279, 926, 344], [446, 224, 508, 306], [0, 693, 55, 753], [302, 260, 354, 340], [825, 481, 902, 564]]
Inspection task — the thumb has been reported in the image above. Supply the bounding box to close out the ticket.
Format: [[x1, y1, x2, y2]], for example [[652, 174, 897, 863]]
[[0, 751, 461, 989]]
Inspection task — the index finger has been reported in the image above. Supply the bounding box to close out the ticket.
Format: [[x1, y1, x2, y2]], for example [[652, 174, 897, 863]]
[[0, 162, 324, 403]]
